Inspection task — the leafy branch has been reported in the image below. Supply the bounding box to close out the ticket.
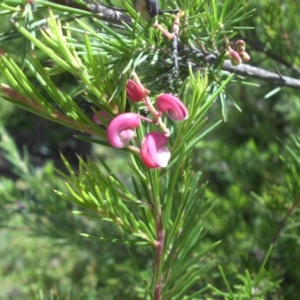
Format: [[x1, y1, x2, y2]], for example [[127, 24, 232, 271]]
[[0, 0, 287, 299], [33, 0, 300, 90]]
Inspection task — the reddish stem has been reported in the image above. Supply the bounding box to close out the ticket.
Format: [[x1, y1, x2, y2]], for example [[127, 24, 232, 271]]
[[154, 211, 164, 300]]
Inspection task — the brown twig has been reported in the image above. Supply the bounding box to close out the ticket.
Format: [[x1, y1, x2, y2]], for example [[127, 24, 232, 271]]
[[50, 0, 131, 24], [192, 49, 300, 89], [247, 40, 300, 77]]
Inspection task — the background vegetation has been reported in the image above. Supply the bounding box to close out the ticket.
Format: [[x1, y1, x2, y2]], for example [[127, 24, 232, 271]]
[[0, 0, 300, 299]]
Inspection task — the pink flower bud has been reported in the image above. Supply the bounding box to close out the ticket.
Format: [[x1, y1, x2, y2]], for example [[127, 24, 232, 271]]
[[107, 113, 140, 148], [141, 132, 171, 168], [239, 51, 250, 62], [156, 94, 189, 121], [229, 50, 242, 66], [234, 40, 246, 52], [126, 79, 145, 102]]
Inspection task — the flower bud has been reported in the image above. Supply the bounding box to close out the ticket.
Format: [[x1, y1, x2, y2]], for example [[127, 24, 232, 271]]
[[156, 94, 188, 121], [106, 113, 140, 148], [234, 40, 246, 53], [239, 51, 250, 62], [140, 132, 170, 168], [126, 80, 145, 102], [230, 50, 242, 66]]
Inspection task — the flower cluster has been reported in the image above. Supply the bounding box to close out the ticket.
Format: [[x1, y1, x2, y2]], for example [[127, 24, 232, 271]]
[[105, 77, 188, 169], [226, 39, 250, 66]]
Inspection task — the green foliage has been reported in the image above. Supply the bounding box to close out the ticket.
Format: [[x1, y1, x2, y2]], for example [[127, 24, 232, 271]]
[[0, 127, 150, 299], [1, 0, 300, 299]]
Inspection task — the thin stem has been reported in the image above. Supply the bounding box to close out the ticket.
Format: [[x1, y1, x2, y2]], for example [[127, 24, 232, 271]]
[[143, 96, 170, 136], [271, 196, 300, 245], [131, 72, 170, 136], [154, 21, 174, 40], [147, 170, 164, 300], [154, 206, 164, 300]]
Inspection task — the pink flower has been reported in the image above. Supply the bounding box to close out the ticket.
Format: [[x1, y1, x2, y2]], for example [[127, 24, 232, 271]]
[[156, 94, 189, 121], [126, 80, 145, 102], [107, 113, 140, 148], [141, 132, 171, 168]]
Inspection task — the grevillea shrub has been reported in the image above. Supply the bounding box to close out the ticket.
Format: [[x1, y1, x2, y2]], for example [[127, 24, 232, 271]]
[[1, 0, 298, 299]]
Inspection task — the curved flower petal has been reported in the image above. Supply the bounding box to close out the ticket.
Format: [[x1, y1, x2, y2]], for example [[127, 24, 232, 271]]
[[126, 79, 145, 102], [156, 94, 189, 121], [141, 132, 171, 168], [107, 113, 140, 148]]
